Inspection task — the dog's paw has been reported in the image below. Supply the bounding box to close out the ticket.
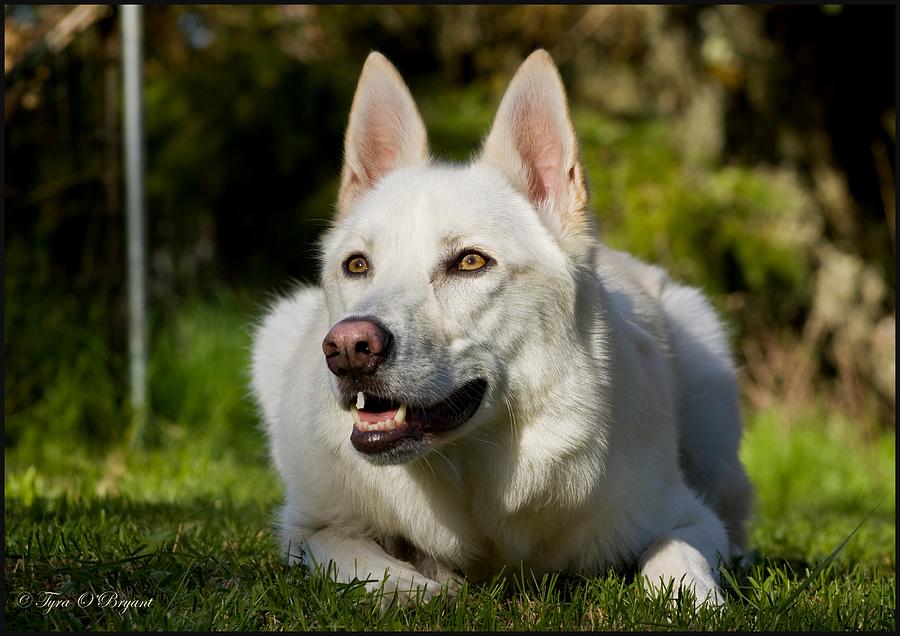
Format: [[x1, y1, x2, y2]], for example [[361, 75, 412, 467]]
[[639, 537, 725, 609], [641, 570, 725, 608], [373, 568, 444, 610], [443, 575, 463, 599]]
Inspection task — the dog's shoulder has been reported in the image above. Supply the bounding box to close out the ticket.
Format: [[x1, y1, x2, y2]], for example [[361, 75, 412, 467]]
[[593, 244, 733, 368], [251, 285, 327, 426], [595, 245, 672, 299], [593, 245, 674, 346]]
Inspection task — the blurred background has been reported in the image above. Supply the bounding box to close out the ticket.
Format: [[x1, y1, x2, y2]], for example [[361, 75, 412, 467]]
[[4, 5, 895, 481]]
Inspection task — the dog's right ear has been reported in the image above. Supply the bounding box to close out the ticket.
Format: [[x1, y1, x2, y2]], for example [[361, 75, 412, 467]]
[[479, 50, 591, 245], [337, 52, 429, 216]]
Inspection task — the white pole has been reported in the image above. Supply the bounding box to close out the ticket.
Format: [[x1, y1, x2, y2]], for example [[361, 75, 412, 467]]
[[122, 4, 148, 445]]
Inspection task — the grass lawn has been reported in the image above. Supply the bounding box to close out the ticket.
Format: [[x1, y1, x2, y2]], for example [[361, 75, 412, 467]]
[[4, 297, 895, 631]]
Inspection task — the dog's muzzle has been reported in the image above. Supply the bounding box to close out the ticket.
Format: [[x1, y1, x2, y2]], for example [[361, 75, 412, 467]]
[[322, 318, 488, 463], [346, 378, 488, 463]]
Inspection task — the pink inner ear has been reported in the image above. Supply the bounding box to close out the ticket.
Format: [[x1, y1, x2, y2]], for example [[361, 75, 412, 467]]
[[356, 101, 405, 186], [512, 99, 564, 205]]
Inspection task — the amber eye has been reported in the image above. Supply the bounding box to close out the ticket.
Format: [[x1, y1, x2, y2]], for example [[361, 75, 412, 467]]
[[457, 252, 487, 272], [344, 255, 369, 275]]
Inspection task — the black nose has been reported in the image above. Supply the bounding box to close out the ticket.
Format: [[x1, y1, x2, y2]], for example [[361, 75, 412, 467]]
[[322, 318, 393, 377]]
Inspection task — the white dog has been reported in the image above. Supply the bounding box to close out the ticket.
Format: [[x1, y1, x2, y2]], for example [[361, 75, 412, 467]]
[[251, 50, 752, 608]]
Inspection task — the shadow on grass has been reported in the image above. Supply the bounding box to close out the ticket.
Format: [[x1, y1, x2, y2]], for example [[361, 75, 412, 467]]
[[5, 493, 302, 630]]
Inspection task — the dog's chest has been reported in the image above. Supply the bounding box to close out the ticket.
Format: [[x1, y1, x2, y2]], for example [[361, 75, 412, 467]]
[[358, 422, 627, 575], [473, 504, 578, 569], [401, 457, 609, 575]]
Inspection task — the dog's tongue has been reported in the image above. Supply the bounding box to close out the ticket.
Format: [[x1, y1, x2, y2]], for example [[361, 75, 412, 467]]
[[358, 408, 399, 424]]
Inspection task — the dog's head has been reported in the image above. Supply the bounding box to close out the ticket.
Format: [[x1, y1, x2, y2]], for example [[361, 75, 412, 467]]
[[319, 51, 597, 464]]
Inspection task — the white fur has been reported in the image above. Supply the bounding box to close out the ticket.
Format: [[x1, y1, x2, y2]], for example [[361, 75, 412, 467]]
[[250, 50, 752, 609]]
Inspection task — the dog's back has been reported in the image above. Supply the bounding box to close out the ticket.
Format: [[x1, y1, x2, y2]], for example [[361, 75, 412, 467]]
[[596, 245, 752, 548]]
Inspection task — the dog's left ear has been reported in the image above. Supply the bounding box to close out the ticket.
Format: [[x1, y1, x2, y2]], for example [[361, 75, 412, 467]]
[[337, 52, 429, 216], [480, 50, 591, 241]]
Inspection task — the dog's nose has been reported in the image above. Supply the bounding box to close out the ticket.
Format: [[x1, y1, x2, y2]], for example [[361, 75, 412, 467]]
[[322, 318, 393, 377]]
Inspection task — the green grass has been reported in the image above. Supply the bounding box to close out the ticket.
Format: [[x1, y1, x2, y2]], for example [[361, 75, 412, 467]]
[[4, 296, 895, 630]]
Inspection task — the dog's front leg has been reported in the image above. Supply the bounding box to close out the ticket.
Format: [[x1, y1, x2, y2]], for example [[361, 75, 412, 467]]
[[297, 526, 445, 608], [638, 491, 730, 607]]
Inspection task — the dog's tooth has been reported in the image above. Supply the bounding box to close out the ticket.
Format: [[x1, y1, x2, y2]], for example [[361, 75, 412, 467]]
[[356, 391, 365, 409], [395, 404, 407, 424], [354, 417, 404, 433]]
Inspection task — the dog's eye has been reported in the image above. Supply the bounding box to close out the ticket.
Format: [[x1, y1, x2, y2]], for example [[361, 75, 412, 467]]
[[343, 255, 369, 276], [457, 252, 487, 272]]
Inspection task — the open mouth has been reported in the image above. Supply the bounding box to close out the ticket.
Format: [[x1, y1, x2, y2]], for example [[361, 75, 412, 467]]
[[348, 378, 487, 457]]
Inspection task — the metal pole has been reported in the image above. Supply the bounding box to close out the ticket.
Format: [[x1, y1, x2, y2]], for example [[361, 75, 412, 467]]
[[122, 4, 148, 445]]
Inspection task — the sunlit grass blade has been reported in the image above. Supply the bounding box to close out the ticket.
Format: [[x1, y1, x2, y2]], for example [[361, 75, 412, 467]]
[[770, 507, 878, 622]]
